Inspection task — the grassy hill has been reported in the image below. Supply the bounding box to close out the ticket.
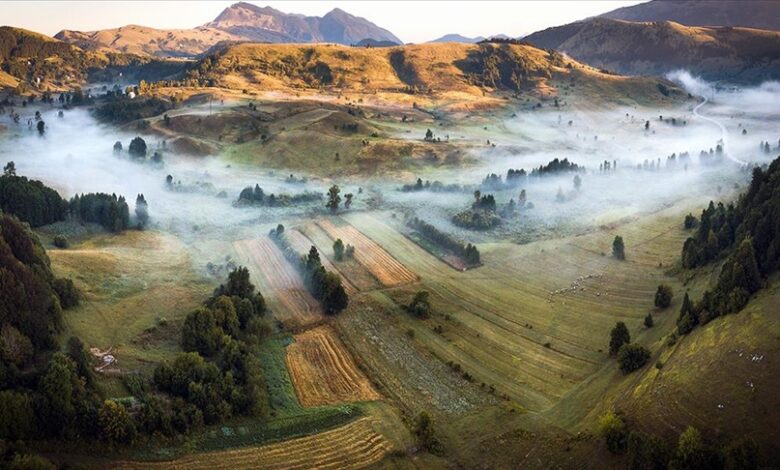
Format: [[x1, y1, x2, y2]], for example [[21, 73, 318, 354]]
[[525, 18, 780, 83], [183, 41, 683, 104], [0, 26, 187, 91], [55, 25, 242, 58]]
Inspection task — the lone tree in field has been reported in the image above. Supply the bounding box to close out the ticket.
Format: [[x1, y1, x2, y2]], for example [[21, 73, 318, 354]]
[[612, 236, 625, 260], [128, 136, 147, 159], [644, 313, 654, 328], [609, 321, 630, 355], [573, 174, 582, 191], [618, 344, 650, 373], [654, 284, 673, 309], [424, 128, 434, 141], [333, 238, 345, 261], [113, 141, 122, 154], [408, 291, 432, 318], [326, 185, 341, 213]]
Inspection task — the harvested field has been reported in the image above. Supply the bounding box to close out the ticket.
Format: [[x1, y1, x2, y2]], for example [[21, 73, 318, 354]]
[[317, 218, 418, 287], [286, 325, 380, 406], [299, 223, 381, 292], [116, 416, 393, 470], [284, 229, 358, 295], [233, 237, 324, 330], [342, 211, 685, 412]]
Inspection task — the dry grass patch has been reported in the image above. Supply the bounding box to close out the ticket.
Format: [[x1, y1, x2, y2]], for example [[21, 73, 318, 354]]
[[286, 325, 380, 407]]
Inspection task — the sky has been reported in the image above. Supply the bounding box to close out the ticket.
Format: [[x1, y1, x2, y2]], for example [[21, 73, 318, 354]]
[[1, 1, 646, 43]]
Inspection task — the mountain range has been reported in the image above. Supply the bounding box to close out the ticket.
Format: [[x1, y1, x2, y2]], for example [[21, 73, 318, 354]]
[[523, 0, 780, 83], [55, 2, 401, 57], [600, 0, 780, 31]]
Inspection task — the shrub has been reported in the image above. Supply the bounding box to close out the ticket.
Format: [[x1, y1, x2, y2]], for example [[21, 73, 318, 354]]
[[99, 399, 136, 444], [609, 321, 630, 355], [413, 411, 439, 453], [612, 235, 625, 260], [597, 410, 627, 454], [618, 344, 651, 373], [408, 291, 432, 318], [644, 313, 654, 328], [654, 284, 673, 309], [627, 431, 668, 470], [53, 235, 68, 248]]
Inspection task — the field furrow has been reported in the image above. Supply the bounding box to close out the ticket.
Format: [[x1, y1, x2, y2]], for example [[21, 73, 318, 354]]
[[317, 218, 418, 286], [116, 417, 391, 470], [286, 325, 381, 406]]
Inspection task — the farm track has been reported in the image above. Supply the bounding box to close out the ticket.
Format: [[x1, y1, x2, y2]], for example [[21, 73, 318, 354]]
[[285, 229, 358, 295], [233, 237, 324, 330], [286, 325, 380, 406], [317, 219, 418, 287], [115, 416, 392, 470]]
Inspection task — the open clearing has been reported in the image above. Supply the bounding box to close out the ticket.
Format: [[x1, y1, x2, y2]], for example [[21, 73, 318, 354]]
[[233, 237, 324, 330], [116, 416, 393, 470], [317, 218, 418, 287], [49, 230, 212, 389], [286, 325, 380, 407]]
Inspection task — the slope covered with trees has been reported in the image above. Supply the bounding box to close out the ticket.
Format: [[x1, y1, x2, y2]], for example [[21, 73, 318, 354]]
[[680, 157, 780, 329]]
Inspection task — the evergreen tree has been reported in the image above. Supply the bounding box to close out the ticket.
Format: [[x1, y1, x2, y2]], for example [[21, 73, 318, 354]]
[[326, 185, 341, 213], [333, 238, 345, 261], [654, 284, 673, 309], [128, 136, 147, 159], [612, 236, 625, 260], [609, 321, 630, 355]]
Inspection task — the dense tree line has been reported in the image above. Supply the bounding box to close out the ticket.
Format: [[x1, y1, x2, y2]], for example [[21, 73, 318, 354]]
[[269, 227, 348, 314], [94, 96, 172, 124], [680, 158, 780, 327], [401, 178, 470, 193], [0, 169, 68, 227], [530, 158, 582, 176], [407, 217, 480, 266], [0, 212, 94, 446], [69, 193, 130, 232], [237, 184, 322, 207]]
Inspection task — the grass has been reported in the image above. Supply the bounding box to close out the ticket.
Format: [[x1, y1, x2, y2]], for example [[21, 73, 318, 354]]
[[48, 230, 213, 393], [338, 205, 692, 415]]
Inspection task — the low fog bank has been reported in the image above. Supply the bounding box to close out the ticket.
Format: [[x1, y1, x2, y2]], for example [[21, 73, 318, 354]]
[[382, 73, 780, 240], [0, 107, 328, 244], [1, 72, 778, 267]]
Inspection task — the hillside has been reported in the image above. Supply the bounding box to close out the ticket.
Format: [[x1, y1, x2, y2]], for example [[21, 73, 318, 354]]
[[0, 26, 187, 90], [181, 41, 683, 104], [601, 0, 780, 31], [55, 25, 242, 58], [428, 34, 486, 44], [525, 18, 780, 83], [55, 2, 401, 58]]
